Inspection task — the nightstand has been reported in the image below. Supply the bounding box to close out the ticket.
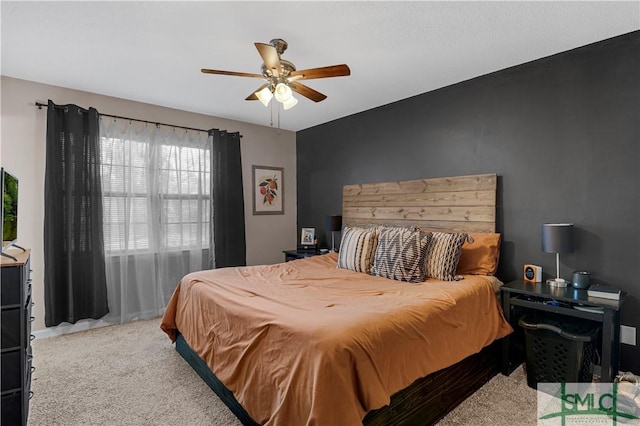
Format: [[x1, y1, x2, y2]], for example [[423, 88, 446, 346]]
[[501, 279, 625, 383], [283, 249, 322, 262]]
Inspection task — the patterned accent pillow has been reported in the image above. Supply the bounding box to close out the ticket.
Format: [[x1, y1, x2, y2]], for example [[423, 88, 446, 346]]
[[337, 227, 379, 274], [371, 227, 431, 283], [424, 232, 468, 281]]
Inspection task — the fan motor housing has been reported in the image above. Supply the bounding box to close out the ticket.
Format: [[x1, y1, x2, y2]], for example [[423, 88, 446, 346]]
[[261, 60, 296, 79]]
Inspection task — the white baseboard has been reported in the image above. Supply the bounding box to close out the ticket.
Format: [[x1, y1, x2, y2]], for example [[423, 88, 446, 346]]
[[32, 318, 113, 339], [32, 310, 165, 340]]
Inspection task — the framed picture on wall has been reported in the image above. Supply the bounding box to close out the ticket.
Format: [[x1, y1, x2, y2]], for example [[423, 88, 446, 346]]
[[252, 165, 284, 215]]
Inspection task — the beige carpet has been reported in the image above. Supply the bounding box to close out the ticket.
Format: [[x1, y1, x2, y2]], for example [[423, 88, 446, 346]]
[[29, 318, 537, 426]]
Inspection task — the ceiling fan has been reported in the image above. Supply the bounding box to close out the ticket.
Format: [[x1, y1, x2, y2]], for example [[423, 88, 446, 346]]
[[201, 38, 350, 110]]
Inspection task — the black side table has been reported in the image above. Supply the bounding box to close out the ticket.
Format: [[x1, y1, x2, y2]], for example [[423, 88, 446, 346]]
[[501, 279, 625, 383], [283, 249, 323, 262]]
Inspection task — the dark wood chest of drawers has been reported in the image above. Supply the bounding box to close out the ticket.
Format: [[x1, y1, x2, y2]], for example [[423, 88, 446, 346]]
[[1, 249, 33, 425]]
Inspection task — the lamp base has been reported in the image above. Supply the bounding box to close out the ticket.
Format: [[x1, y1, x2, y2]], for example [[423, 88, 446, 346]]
[[547, 278, 567, 288]]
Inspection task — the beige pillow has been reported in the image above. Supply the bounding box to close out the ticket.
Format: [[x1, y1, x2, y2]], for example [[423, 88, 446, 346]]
[[337, 226, 379, 274], [424, 232, 468, 281]]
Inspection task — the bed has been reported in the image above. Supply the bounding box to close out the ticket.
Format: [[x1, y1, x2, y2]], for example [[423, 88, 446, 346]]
[[161, 173, 512, 425]]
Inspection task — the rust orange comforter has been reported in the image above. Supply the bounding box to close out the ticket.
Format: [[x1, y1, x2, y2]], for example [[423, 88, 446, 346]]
[[161, 253, 512, 426]]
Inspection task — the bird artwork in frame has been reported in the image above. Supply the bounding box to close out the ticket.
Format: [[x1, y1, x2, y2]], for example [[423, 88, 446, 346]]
[[252, 165, 284, 215]]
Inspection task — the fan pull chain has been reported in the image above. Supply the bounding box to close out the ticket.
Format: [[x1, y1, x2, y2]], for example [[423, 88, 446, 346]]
[[270, 101, 273, 127]]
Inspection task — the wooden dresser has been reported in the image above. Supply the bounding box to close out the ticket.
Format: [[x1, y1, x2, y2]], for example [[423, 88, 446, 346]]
[[1, 249, 33, 425]]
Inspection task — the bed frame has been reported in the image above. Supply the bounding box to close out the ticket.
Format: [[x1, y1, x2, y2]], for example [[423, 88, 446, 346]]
[[176, 333, 500, 426], [174, 173, 501, 425]]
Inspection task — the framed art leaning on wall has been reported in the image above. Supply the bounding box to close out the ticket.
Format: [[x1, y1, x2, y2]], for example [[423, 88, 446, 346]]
[[252, 165, 284, 215], [300, 228, 315, 245]]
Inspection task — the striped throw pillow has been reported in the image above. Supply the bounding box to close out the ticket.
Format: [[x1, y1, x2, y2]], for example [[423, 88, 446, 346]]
[[337, 227, 379, 274], [371, 227, 431, 283], [424, 232, 468, 281]]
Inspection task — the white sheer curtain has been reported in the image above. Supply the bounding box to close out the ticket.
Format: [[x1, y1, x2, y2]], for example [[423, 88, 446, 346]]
[[99, 118, 210, 323]]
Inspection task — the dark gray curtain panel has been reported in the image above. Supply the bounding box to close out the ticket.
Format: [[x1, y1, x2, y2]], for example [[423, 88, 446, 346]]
[[210, 129, 246, 268], [44, 100, 109, 327]]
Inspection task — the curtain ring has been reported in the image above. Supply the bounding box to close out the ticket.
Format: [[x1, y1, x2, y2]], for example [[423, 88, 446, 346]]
[[63, 106, 69, 113]]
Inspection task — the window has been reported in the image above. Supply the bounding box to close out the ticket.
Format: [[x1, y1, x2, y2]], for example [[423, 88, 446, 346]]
[[99, 125, 210, 253], [158, 144, 210, 249]]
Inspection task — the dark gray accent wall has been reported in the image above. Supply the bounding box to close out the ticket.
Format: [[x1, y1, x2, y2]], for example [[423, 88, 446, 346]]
[[297, 31, 640, 373]]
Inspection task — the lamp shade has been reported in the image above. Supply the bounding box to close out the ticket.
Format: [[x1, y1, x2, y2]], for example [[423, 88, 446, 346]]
[[541, 223, 574, 254], [325, 215, 343, 232]]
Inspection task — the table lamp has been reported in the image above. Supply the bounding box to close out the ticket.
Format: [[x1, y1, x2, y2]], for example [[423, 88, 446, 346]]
[[325, 215, 342, 253], [541, 223, 574, 287]]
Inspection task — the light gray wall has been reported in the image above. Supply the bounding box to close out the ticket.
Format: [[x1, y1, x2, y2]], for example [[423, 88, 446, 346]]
[[1, 76, 297, 332]]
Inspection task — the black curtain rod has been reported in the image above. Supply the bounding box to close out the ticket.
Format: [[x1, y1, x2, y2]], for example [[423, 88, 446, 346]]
[[35, 101, 242, 137]]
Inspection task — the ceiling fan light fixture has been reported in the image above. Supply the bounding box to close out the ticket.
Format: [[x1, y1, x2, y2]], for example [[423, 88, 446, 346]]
[[256, 86, 273, 107], [283, 96, 298, 110], [274, 82, 292, 103], [201, 39, 350, 117]]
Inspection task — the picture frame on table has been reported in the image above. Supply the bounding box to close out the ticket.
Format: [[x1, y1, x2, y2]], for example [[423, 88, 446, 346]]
[[301, 228, 316, 245], [252, 165, 284, 215]]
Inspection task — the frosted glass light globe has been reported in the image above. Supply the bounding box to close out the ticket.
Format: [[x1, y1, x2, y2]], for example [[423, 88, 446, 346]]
[[283, 96, 298, 110], [255, 86, 273, 107], [274, 83, 292, 102]]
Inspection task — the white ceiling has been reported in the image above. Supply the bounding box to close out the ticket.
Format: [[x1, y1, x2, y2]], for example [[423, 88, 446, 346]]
[[2, 1, 638, 132]]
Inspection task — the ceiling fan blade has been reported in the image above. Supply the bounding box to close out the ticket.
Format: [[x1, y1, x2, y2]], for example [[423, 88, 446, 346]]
[[246, 83, 268, 101], [255, 43, 282, 76], [289, 64, 350, 80], [289, 82, 327, 103], [201, 69, 264, 78]]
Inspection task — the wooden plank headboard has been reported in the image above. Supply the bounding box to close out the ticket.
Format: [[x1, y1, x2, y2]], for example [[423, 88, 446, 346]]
[[342, 173, 497, 233]]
